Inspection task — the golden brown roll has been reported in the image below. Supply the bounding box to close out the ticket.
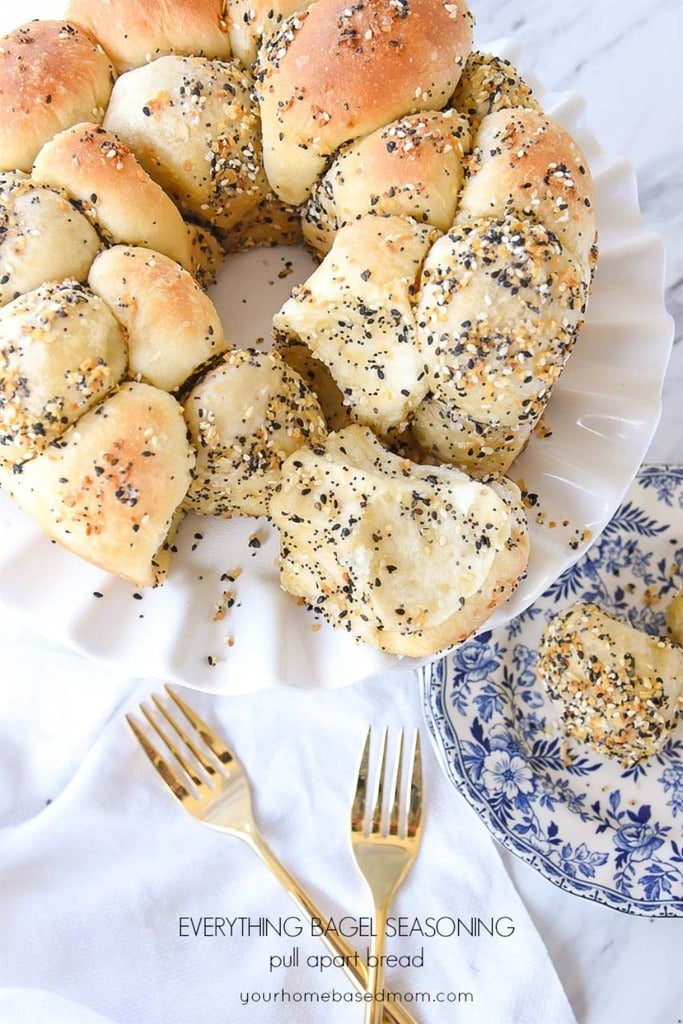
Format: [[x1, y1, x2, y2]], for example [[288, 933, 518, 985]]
[[302, 109, 471, 257], [254, 0, 474, 205], [457, 107, 597, 276], [275, 214, 438, 437], [88, 246, 230, 393], [1, 381, 195, 587], [183, 348, 326, 518], [0, 279, 127, 468], [32, 122, 194, 271], [413, 213, 587, 474], [65, 0, 232, 73], [451, 50, 540, 132], [103, 55, 270, 238], [0, 171, 102, 307], [269, 424, 530, 657], [0, 20, 115, 173]]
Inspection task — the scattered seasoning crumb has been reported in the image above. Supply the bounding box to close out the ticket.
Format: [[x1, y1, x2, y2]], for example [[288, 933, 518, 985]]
[[93, 591, 103, 599], [132, 592, 143, 601], [221, 567, 243, 582], [248, 532, 263, 551], [278, 260, 294, 279]]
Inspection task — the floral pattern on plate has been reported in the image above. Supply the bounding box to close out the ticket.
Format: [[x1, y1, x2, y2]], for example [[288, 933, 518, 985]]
[[422, 465, 683, 916]]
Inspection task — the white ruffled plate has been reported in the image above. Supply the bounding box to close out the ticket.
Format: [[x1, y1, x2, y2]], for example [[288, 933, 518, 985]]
[[422, 465, 683, 917], [0, 18, 674, 691]]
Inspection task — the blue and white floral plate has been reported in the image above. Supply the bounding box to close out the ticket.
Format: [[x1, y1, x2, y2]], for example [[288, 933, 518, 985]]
[[422, 465, 683, 917]]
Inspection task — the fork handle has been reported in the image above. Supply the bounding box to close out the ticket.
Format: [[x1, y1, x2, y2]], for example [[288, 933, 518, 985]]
[[247, 831, 418, 1024], [365, 903, 389, 1024]]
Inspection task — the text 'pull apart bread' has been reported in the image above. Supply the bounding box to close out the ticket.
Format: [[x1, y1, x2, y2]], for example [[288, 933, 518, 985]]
[[269, 424, 530, 656], [0, 0, 600, 659]]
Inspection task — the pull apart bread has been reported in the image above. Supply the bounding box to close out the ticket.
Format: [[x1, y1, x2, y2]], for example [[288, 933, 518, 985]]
[[0, 0, 599, 657], [538, 603, 683, 767]]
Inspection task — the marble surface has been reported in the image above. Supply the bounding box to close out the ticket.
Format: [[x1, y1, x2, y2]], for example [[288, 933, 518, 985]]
[[471, 2, 683, 1022]]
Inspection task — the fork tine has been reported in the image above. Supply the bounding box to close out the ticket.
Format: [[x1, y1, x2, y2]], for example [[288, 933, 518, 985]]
[[151, 693, 218, 779], [351, 726, 371, 832], [140, 698, 207, 788], [165, 685, 234, 767], [388, 728, 404, 837], [406, 730, 422, 838], [370, 727, 388, 835], [125, 711, 194, 802]]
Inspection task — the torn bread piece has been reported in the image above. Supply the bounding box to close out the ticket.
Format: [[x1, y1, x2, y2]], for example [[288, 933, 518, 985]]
[[269, 424, 529, 657], [183, 349, 327, 519], [538, 602, 683, 766], [2, 382, 194, 587]]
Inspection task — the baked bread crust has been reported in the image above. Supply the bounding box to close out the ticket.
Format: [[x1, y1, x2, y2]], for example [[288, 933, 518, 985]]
[[87, 245, 230, 393], [254, 0, 474, 204], [0, 20, 115, 173], [302, 109, 471, 257], [32, 122, 194, 270], [65, 0, 232, 73], [103, 55, 270, 237], [1, 381, 195, 586]]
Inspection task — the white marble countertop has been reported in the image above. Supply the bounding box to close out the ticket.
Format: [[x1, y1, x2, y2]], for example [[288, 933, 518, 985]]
[[472, 2, 683, 1022]]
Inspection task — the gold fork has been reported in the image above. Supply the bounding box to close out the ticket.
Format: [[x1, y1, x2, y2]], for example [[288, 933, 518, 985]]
[[126, 687, 418, 1024], [350, 727, 423, 1024]]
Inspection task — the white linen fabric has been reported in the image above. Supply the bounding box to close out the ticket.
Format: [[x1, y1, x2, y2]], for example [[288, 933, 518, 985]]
[[0, 618, 577, 1024]]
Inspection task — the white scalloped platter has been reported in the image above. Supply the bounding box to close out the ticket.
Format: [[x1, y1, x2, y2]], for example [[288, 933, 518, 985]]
[[0, 8, 674, 692]]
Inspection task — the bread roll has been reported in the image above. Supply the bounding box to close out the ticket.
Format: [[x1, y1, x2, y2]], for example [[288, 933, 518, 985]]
[[0, 20, 115, 173], [413, 213, 587, 474], [254, 0, 474, 204], [32, 122, 194, 271], [302, 109, 470, 257], [457, 107, 597, 276], [88, 246, 230, 393], [1, 382, 194, 587], [0, 279, 127, 468], [103, 56, 270, 237], [227, 0, 308, 68], [269, 424, 530, 656], [65, 0, 231, 73], [451, 51, 540, 132], [538, 602, 683, 766], [183, 349, 326, 518], [275, 214, 438, 437], [0, 171, 102, 307]]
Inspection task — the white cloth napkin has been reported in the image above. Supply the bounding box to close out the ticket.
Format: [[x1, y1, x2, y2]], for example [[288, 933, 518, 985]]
[[0, 619, 577, 1024]]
